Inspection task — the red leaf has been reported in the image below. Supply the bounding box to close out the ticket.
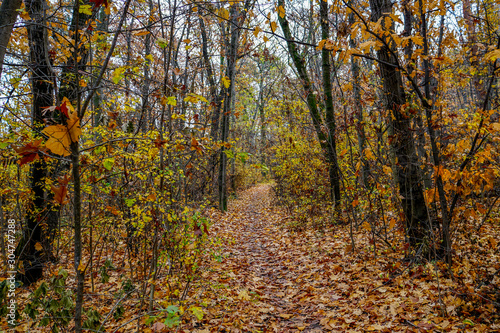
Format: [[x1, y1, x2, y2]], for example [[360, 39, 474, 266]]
[[14, 139, 44, 166], [89, 0, 109, 10], [59, 101, 69, 118], [154, 135, 167, 148]]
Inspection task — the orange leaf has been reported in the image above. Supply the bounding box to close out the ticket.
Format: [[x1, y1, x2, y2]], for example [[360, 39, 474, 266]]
[[43, 125, 72, 156], [51, 184, 69, 205]]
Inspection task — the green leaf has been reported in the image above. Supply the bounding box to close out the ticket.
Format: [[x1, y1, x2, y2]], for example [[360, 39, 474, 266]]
[[112, 67, 126, 84], [237, 152, 250, 163], [103, 158, 114, 170], [164, 314, 180, 328], [145, 315, 156, 325], [190, 306, 204, 320], [156, 37, 168, 48], [79, 4, 92, 15], [463, 319, 474, 326], [166, 305, 179, 314], [125, 198, 136, 207]]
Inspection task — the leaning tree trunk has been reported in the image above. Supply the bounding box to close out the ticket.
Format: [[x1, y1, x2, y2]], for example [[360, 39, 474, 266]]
[[368, 0, 428, 248], [278, 0, 342, 208], [0, 0, 22, 79]]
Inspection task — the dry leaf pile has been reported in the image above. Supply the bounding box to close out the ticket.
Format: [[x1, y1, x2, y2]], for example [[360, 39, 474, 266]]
[[191, 185, 499, 332]]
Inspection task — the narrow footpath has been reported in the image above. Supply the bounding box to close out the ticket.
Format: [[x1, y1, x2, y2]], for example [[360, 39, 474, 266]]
[[195, 185, 465, 332]]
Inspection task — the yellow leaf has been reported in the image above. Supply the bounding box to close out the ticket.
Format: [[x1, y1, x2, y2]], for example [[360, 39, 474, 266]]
[[218, 8, 229, 21], [253, 26, 261, 38], [364, 148, 375, 160], [270, 21, 277, 33], [317, 39, 326, 51], [77, 261, 85, 273], [238, 289, 251, 300], [67, 116, 81, 143], [112, 67, 126, 84], [79, 4, 92, 15], [485, 49, 500, 61], [412, 36, 424, 46], [362, 221, 371, 232], [184, 93, 208, 104], [263, 36, 269, 43], [359, 40, 377, 52], [35, 242, 43, 251], [367, 324, 384, 330], [19, 9, 30, 20], [134, 30, 150, 36], [279, 313, 293, 319], [383, 165, 392, 175], [222, 76, 231, 89], [167, 96, 177, 106], [277, 5, 285, 18], [43, 125, 72, 156]]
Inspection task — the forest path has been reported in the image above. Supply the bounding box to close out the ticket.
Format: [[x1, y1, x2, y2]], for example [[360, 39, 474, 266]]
[[192, 185, 485, 333], [192, 184, 477, 332], [200, 184, 353, 332]]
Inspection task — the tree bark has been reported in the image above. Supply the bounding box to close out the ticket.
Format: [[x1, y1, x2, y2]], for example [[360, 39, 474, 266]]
[[0, 0, 22, 79], [349, 9, 369, 188], [16, 0, 54, 284], [320, 0, 341, 207], [218, 1, 252, 210], [368, 0, 428, 248], [278, 0, 342, 208]]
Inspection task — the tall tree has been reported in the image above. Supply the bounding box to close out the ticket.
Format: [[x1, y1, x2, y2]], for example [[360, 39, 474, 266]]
[[218, 0, 253, 211], [16, 0, 54, 284], [368, 0, 428, 248], [277, 0, 342, 208]]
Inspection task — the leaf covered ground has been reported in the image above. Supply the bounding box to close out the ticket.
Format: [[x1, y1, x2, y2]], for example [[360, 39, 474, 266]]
[[5, 185, 499, 332], [193, 185, 499, 332]]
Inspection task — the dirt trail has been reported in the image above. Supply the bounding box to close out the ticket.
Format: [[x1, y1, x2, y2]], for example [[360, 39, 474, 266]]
[[198, 185, 467, 333], [203, 185, 341, 332]]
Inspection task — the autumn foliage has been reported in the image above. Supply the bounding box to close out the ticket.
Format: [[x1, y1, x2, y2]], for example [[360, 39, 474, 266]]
[[0, 0, 500, 331]]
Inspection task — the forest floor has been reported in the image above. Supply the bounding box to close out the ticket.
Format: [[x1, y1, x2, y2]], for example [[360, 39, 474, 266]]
[[189, 184, 498, 332], [7, 185, 499, 332]]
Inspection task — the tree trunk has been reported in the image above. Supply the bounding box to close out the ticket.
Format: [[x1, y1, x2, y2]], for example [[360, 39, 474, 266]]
[[278, 0, 342, 208], [369, 0, 428, 248], [92, 8, 109, 127], [58, 1, 91, 103], [0, 0, 22, 79], [320, 0, 341, 208], [138, 0, 153, 132], [218, 1, 252, 210], [349, 10, 369, 188], [16, 0, 54, 284]]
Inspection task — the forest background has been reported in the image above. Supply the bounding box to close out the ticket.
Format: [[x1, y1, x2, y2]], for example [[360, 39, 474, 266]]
[[0, 0, 499, 331]]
